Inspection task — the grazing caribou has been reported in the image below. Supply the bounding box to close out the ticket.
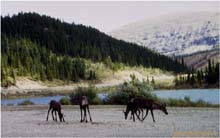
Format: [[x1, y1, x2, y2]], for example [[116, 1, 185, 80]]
[[124, 97, 168, 122], [46, 100, 65, 122], [71, 96, 92, 123], [123, 101, 143, 122]]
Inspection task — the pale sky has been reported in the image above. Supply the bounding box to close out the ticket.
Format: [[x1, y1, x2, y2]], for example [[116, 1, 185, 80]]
[[1, 1, 219, 33]]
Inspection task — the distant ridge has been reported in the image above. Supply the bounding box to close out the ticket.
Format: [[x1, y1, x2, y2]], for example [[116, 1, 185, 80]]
[[177, 48, 219, 70], [110, 12, 219, 56]]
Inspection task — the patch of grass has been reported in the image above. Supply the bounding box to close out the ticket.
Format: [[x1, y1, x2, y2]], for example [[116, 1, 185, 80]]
[[6, 103, 14, 106], [160, 96, 218, 107], [85, 60, 175, 89], [43, 79, 75, 87], [18, 100, 34, 105], [5, 57, 176, 91], [60, 96, 71, 105]]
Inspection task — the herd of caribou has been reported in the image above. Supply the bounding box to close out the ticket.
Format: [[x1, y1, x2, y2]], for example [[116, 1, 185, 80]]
[[46, 96, 168, 123]]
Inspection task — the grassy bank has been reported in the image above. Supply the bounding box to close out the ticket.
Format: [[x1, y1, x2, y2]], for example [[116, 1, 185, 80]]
[[8, 95, 217, 108], [53, 95, 219, 107], [2, 73, 219, 108], [56, 79, 219, 107], [1, 61, 177, 99], [160, 97, 219, 108]]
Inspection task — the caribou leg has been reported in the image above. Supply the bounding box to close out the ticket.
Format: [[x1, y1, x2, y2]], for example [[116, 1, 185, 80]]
[[87, 105, 92, 122], [62, 115, 65, 122], [58, 112, 64, 122], [52, 110, 56, 121], [132, 110, 135, 122], [150, 109, 155, 122], [80, 106, 83, 122], [54, 111, 57, 121], [84, 107, 87, 123], [135, 108, 144, 121], [140, 108, 144, 119], [134, 110, 142, 121], [142, 109, 149, 121], [46, 108, 51, 121]]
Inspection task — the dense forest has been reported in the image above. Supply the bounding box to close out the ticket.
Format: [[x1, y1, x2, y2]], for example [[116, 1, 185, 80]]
[[174, 60, 219, 88], [1, 36, 90, 87], [1, 12, 188, 87]]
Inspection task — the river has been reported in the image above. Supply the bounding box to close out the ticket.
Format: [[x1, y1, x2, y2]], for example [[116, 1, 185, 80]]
[[1, 89, 219, 105]]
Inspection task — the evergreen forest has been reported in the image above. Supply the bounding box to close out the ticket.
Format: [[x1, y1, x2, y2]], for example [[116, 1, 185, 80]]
[[1, 12, 188, 87]]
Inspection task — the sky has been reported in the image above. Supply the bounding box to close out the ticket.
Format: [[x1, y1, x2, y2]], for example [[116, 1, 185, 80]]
[[1, 1, 219, 33]]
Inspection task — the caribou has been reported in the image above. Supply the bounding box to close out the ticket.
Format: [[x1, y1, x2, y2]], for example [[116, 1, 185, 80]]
[[124, 97, 168, 122], [123, 100, 144, 122], [71, 95, 92, 123], [46, 100, 65, 122]]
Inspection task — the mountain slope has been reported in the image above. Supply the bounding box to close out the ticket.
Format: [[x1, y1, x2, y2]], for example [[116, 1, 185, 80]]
[[1, 12, 187, 73], [177, 48, 219, 70], [110, 12, 219, 56]]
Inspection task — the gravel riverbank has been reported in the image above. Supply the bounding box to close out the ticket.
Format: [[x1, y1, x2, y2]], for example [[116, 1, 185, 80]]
[[1, 105, 219, 137]]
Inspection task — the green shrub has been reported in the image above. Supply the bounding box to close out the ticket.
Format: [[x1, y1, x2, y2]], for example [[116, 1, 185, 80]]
[[69, 85, 101, 105], [60, 96, 71, 105], [6, 103, 14, 106], [105, 74, 156, 104], [106, 92, 129, 105], [184, 96, 191, 103], [18, 100, 34, 105], [92, 96, 102, 105], [1, 76, 16, 87], [121, 74, 155, 98]]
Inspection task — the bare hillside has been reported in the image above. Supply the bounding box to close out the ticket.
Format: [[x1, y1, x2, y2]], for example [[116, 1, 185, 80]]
[[179, 48, 219, 70]]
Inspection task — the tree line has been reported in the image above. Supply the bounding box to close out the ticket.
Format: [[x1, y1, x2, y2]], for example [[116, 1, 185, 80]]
[[1, 12, 188, 74], [1, 36, 93, 87], [174, 60, 219, 88]]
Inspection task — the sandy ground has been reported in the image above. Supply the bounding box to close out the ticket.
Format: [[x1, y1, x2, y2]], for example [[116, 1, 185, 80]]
[[1, 106, 219, 137], [1, 70, 174, 97]]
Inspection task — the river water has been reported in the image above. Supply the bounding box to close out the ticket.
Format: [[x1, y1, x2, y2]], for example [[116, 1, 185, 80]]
[[1, 89, 219, 105]]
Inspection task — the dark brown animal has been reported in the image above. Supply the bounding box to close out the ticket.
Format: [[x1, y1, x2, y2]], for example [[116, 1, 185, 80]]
[[129, 108, 143, 121], [123, 101, 143, 122], [71, 96, 92, 123], [124, 97, 168, 122], [46, 100, 65, 122]]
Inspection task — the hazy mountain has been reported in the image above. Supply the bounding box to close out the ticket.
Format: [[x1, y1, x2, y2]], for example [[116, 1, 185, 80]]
[[110, 12, 219, 56]]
